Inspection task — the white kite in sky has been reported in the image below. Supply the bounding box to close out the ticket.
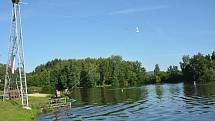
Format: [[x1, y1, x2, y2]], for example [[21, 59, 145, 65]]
[[136, 26, 140, 33]]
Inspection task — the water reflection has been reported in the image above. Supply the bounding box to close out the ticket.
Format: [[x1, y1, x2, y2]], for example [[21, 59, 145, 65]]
[[71, 87, 148, 107], [182, 83, 215, 120], [184, 83, 215, 108], [39, 83, 215, 121], [155, 84, 163, 100]]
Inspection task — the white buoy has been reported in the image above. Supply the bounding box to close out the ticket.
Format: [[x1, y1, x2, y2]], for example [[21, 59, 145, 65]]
[[194, 81, 196, 86]]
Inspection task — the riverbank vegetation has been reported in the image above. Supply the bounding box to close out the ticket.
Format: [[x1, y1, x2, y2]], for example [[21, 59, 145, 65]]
[[180, 52, 215, 83], [0, 96, 49, 121], [1, 52, 215, 93]]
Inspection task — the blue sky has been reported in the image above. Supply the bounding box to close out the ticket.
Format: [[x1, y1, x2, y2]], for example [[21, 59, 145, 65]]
[[0, 0, 215, 72]]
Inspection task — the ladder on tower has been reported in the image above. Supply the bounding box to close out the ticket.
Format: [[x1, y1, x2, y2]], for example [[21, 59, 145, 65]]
[[3, 0, 30, 109]]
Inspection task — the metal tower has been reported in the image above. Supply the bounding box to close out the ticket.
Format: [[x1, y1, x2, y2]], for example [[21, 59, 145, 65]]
[[3, 0, 29, 108]]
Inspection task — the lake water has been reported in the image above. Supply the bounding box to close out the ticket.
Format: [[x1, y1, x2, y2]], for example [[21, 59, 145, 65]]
[[38, 83, 215, 121]]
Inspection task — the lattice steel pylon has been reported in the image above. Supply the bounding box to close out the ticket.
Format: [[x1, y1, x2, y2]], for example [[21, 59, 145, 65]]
[[3, 0, 29, 108]]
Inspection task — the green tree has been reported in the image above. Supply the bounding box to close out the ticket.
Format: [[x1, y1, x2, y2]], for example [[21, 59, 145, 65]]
[[0, 64, 6, 90], [165, 65, 182, 83], [180, 52, 215, 83], [80, 63, 99, 88], [154, 64, 161, 83]]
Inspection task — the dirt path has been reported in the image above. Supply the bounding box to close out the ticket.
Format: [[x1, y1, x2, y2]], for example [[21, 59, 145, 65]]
[[28, 93, 50, 97]]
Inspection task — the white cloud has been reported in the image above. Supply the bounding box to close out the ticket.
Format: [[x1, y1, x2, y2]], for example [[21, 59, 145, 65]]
[[110, 5, 170, 15]]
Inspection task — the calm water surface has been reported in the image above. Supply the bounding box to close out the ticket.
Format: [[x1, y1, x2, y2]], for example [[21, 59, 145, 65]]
[[38, 83, 215, 121]]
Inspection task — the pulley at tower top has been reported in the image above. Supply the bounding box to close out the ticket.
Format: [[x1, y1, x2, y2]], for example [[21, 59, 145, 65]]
[[12, 0, 19, 4]]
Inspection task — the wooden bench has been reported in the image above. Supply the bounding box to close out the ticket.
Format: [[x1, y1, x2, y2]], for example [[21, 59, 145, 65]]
[[9, 90, 20, 99]]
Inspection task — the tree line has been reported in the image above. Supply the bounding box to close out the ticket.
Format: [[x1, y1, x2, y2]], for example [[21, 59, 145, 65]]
[[0, 52, 215, 93], [180, 52, 215, 83], [0, 64, 6, 90], [26, 56, 147, 92]]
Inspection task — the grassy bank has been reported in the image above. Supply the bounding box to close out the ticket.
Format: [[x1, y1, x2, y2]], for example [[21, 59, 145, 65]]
[[0, 96, 49, 121]]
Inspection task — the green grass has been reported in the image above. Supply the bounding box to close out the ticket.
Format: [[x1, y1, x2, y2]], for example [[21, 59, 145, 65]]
[[0, 91, 3, 95], [0, 96, 49, 121]]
